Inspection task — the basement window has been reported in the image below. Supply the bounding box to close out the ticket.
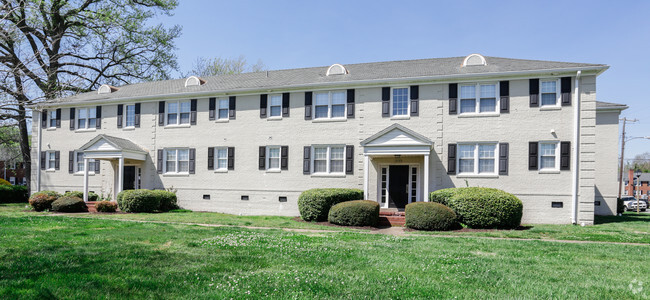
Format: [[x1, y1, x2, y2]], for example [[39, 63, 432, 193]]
[[551, 202, 563, 208]]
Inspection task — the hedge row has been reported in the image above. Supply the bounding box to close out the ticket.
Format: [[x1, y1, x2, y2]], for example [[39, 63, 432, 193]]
[[298, 188, 363, 222], [63, 191, 99, 202], [0, 185, 28, 204], [29, 191, 61, 211], [116, 189, 178, 213]]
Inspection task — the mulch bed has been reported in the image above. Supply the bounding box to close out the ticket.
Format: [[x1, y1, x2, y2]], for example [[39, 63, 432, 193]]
[[292, 216, 385, 231]]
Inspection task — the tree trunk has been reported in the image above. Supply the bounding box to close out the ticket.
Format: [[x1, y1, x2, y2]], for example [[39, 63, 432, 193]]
[[17, 105, 31, 194]]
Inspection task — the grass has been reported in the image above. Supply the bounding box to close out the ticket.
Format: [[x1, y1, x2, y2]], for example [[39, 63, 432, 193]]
[[0, 210, 648, 299]]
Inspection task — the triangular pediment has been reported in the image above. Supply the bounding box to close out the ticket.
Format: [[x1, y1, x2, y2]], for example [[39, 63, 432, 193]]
[[86, 138, 119, 151], [361, 124, 433, 147], [79, 134, 146, 153]]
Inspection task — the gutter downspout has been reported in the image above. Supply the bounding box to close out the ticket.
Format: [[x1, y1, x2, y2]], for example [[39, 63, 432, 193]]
[[571, 71, 581, 224], [37, 110, 42, 192]]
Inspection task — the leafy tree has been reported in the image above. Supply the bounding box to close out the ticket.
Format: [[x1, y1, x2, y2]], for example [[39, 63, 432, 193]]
[[0, 0, 181, 192], [185, 55, 266, 77], [626, 152, 650, 173]]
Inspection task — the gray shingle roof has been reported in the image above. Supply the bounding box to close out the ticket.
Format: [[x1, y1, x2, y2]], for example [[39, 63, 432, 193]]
[[46, 56, 607, 105], [596, 101, 628, 110], [80, 134, 146, 153]]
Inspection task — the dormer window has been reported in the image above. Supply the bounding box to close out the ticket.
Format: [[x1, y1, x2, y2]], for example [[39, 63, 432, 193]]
[[98, 84, 118, 94], [326, 64, 348, 76], [184, 76, 205, 87], [462, 54, 487, 67]]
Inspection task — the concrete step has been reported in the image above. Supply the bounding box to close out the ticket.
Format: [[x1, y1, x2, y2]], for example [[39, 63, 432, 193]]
[[378, 215, 406, 227]]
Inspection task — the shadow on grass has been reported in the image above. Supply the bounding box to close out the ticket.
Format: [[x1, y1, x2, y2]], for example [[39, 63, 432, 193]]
[[594, 213, 650, 225]]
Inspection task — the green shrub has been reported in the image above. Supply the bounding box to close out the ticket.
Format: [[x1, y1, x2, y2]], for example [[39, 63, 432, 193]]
[[117, 190, 161, 213], [51, 196, 88, 213], [429, 188, 461, 206], [0, 185, 28, 203], [617, 198, 625, 215], [328, 200, 379, 226], [298, 188, 363, 222], [63, 191, 99, 202], [431, 187, 522, 229], [405, 202, 457, 231], [95, 201, 118, 212], [29, 191, 60, 211], [151, 190, 178, 212]]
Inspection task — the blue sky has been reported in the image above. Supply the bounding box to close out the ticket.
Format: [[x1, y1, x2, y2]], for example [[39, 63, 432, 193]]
[[162, 0, 650, 160]]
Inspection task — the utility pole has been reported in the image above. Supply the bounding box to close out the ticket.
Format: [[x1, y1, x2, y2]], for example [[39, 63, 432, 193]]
[[618, 118, 638, 201]]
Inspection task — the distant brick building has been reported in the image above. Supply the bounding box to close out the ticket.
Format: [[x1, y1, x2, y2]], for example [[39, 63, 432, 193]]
[[0, 161, 26, 185], [625, 169, 650, 199]]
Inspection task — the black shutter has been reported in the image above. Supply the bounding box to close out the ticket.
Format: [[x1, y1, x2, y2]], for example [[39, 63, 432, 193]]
[[189, 148, 196, 174], [282, 93, 290, 117], [499, 143, 509, 175], [410, 86, 419, 116], [381, 87, 390, 117], [561, 77, 572, 106], [40, 152, 45, 170], [95, 160, 100, 174], [69, 151, 74, 173], [207, 147, 214, 170], [500, 81, 509, 113], [190, 99, 197, 125], [259, 146, 266, 170], [41, 110, 47, 128], [449, 83, 458, 115], [55, 109, 61, 128], [303, 146, 311, 174], [208, 98, 216, 120], [117, 104, 123, 128], [157, 149, 163, 174], [560, 141, 571, 170], [260, 94, 267, 118], [134, 103, 141, 127], [96, 106, 102, 129], [228, 147, 235, 170], [69, 108, 76, 130], [347, 89, 355, 118], [529, 79, 539, 107], [345, 145, 354, 175], [280, 146, 289, 170], [529, 142, 539, 170], [54, 151, 60, 170], [447, 144, 456, 174], [158, 101, 165, 126], [229, 96, 236, 120], [304, 92, 312, 120]]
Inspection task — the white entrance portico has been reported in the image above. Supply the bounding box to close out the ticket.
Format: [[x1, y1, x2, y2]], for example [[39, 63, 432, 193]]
[[360, 124, 433, 209], [78, 134, 147, 201]]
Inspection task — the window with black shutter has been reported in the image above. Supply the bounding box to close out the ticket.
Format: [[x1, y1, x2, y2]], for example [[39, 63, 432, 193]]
[[449, 83, 458, 115], [381, 87, 390, 117], [529, 79, 539, 107], [304, 92, 312, 120], [447, 144, 457, 174], [499, 143, 509, 175], [529, 142, 539, 170], [500, 81, 509, 113], [410, 86, 419, 116]]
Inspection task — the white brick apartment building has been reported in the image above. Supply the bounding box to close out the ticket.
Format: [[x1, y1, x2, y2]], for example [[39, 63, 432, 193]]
[[30, 54, 626, 224]]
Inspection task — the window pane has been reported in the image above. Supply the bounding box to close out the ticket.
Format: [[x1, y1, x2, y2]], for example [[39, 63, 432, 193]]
[[180, 101, 191, 113], [314, 160, 327, 173], [479, 145, 495, 158], [459, 159, 474, 173], [167, 113, 177, 124], [480, 84, 496, 98], [126, 105, 135, 127], [166, 150, 176, 161], [178, 149, 189, 161], [541, 156, 555, 169], [168, 102, 178, 113], [178, 161, 189, 172], [78, 118, 86, 129], [179, 112, 190, 124], [270, 95, 282, 106], [459, 145, 475, 158], [330, 160, 343, 173], [217, 158, 227, 169], [479, 98, 496, 112], [541, 81, 556, 93], [314, 148, 327, 160], [331, 92, 346, 105], [218, 109, 228, 119], [270, 106, 281, 117], [540, 143, 556, 156], [331, 105, 345, 118], [77, 153, 84, 171], [479, 159, 495, 173], [330, 147, 344, 160], [541, 93, 556, 106], [79, 109, 87, 119], [88, 118, 96, 128], [392, 88, 408, 116], [217, 148, 227, 159], [166, 161, 175, 172], [315, 93, 329, 106], [49, 111, 57, 127], [219, 99, 229, 109], [315, 106, 328, 119], [269, 157, 280, 169], [89, 108, 96, 118], [460, 85, 475, 99], [460, 99, 476, 113]]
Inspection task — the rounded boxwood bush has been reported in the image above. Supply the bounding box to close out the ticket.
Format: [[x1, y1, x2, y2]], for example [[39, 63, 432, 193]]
[[0, 178, 11, 185], [431, 187, 523, 229], [152, 190, 178, 212], [0, 185, 28, 203], [63, 191, 99, 202], [117, 190, 161, 213], [328, 200, 379, 226], [95, 201, 118, 213], [51, 196, 88, 213], [29, 191, 60, 211], [429, 188, 460, 206], [405, 202, 457, 231], [298, 188, 363, 222]]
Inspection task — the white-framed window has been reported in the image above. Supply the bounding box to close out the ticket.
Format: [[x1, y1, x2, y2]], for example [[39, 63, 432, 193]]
[[47, 151, 56, 170], [459, 83, 498, 114], [458, 143, 498, 175], [21, 177, 26, 185], [167, 100, 191, 125], [75, 152, 95, 173], [77, 107, 97, 129], [214, 147, 228, 171], [267, 146, 281, 170], [125, 104, 136, 127], [539, 142, 559, 170], [391, 87, 409, 116], [8, 162, 16, 169], [164, 148, 189, 173], [49, 110, 57, 128], [312, 145, 345, 174], [540, 79, 560, 107], [314, 91, 346, 119], [218, 99, 229, 120], [9, 177, 15, 185], [269, 95, 282, 118]]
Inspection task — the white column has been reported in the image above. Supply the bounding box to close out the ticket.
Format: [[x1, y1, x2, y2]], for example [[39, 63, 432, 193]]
[[83, 158, 89, 202], [363, 155, 369, 200], [423, 154, 430, 202], [118, 157, 124, 196]]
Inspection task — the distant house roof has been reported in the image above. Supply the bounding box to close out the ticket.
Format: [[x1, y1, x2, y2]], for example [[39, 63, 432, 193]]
[[596, 101, 628, 111], [38, 55, 608, 107]]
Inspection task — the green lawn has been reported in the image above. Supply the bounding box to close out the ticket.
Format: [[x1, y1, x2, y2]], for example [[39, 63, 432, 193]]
[[0, 205, 649, 299]]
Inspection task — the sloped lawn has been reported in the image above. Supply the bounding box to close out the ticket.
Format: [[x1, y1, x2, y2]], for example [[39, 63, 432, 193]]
[[0, 211, 648, 299]]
